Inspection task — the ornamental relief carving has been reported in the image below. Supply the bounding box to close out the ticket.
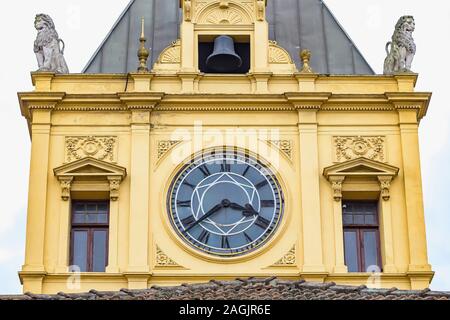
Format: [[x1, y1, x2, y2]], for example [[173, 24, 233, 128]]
[[65, 136, 117, 163], [157, 140, 183, 160], [155, 246, 183, 267], [156, 40, 181, 64], [267, 140, 293, 160], [268, 41, 293, 64], [197, 2, 252, 25], [334, 136, 385, 163], [272, 246, 296, 266]]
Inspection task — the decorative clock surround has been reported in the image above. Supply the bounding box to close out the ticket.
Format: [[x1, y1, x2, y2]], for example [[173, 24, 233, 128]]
[[167, 148, 284, 257]]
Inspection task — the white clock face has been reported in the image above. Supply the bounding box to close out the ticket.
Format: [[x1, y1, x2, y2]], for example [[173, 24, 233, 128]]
[[168, 149, 284, 257]]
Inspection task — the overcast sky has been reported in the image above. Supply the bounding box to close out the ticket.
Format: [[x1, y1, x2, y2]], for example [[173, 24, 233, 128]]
[[0, 0, 449, 294]]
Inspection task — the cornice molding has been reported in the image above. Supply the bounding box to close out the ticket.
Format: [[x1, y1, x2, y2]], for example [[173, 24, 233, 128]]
[[284, 92, 331, 110], [18, 92, 66, 119], [385, 92, 432, 120], [118, 92, 165, 110]]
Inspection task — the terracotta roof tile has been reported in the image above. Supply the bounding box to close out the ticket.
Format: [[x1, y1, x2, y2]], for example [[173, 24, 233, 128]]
[[1, 278, 449, 300]]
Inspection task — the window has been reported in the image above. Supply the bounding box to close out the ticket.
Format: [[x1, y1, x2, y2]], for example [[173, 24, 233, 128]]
[[342, 201, 382, 273], [70, 201, 109, 272]]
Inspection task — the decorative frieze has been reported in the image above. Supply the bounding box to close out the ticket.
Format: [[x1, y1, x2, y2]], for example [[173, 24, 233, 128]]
[[273, 246, 296, 266], [65, 136, 117, 163], [156, 246, 181, 267], [334, 136, 385, 162]]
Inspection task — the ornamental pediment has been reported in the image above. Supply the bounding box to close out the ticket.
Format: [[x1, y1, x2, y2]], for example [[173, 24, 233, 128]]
[[54, 157, 126, 179], [323, 157, 399, 179]]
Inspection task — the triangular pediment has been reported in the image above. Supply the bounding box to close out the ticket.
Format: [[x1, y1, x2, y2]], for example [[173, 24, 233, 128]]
[[54, 157, 127, 179], [323, 157, 399, 179]]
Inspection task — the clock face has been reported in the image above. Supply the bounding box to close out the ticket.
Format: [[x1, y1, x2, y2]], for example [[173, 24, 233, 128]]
[[168, 150, 284, 257]]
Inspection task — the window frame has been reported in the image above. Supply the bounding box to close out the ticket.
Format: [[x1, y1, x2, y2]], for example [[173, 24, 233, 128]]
[[342, 200, 383, 273], [69, 200, 110, 272]]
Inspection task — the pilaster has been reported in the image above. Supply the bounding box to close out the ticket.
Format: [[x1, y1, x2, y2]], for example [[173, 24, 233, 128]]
[[329, 176, 348, 274], [119, 93, 163, 274], [378, 176, 397, 273], [286, 93, 330, 274], [397, 109, 431, 272], [18, 93, 63, 274]]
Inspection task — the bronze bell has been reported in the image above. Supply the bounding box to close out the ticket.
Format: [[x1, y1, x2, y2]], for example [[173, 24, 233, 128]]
[[206, 35, 243, 73]]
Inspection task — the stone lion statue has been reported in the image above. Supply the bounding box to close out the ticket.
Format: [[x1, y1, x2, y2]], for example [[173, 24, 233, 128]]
[[34, 14, 69, 73], [383, 16, 416, 74]]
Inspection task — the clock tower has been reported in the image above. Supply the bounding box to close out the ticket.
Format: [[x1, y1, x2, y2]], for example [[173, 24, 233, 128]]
[[18, 0, 434, 294]]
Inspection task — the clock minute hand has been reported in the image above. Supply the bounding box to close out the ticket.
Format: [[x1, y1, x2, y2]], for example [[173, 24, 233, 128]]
[[185, 203, 223, 232], [242, 204, 259, 217]]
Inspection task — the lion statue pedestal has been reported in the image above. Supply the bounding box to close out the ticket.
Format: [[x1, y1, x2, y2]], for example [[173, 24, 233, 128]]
[[34, 14, 69, 74]]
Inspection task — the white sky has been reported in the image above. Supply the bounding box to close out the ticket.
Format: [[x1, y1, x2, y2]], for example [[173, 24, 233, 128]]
[[0, 0, 449, 294]]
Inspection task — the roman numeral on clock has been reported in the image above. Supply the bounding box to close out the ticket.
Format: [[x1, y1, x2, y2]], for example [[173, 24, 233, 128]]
[[177, 200, 191, 207], [260, 200, 275, 207], [198, 230, 210, 244], [244, 232, 253, 243], [255, 216, 271, 229], [255, 179, 268, 189], [199, 165, 211, 177], [242, 165, 251, 177], [182, 181, 196, 189], [181, 215, 196, 229], [221, 236, 231, 249], [220, 160, 231, 172]]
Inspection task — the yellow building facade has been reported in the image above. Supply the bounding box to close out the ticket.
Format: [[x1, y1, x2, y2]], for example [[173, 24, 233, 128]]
[[18, 0, 433, 294]]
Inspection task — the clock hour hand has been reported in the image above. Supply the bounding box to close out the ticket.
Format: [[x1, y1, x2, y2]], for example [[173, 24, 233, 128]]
[[242, 204, 259, 217], [229, 202, 246, 211], [185, 202, 223, 232]]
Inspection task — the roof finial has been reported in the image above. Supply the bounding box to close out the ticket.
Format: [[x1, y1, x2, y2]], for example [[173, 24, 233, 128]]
[[299, 49, 314, 74], [137, 17, 150, 73]]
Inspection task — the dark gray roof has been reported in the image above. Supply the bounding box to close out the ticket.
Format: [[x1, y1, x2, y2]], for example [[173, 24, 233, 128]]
[[83, 0, 374, 74], [1, 278, 449, 300]]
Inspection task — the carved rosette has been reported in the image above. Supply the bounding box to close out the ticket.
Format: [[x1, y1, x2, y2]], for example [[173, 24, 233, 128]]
[[334, 136, 385, 162], [273, 246, 296, 266], [267, 140, 293, 160], [157, 140, 182, 160], [58, 177, 73, 201], [378, 176, 393, 201], [65, 136, 117, 163], [156, 246, 181, 267]]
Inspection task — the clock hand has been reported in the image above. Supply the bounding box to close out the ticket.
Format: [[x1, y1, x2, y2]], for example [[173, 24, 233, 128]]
[[229, 202, 246, 211], [185, 202, 223, 232], [242, 204, 259, 217]]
